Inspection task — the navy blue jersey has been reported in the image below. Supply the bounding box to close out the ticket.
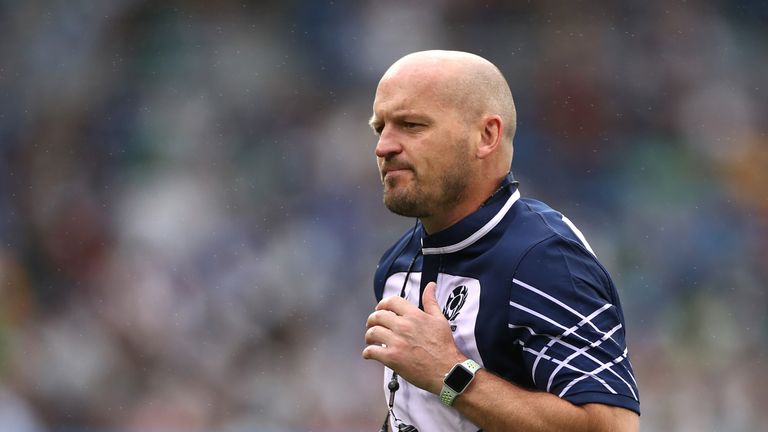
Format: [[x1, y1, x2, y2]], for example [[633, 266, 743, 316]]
[[374, 174, 640, 431]]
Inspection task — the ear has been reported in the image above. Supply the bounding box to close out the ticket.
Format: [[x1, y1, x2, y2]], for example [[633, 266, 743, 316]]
[[476, 115, 503, 159]]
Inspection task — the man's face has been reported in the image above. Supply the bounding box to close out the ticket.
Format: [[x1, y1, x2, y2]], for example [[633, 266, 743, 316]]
[[370, 71, 473, 219]]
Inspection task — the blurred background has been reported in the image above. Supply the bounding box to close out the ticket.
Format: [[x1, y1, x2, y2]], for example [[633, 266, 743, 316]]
[[0, 0, 766, 431]]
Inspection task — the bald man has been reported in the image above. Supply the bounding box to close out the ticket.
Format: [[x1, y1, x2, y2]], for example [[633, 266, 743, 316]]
[[364, 51, 640, 431]]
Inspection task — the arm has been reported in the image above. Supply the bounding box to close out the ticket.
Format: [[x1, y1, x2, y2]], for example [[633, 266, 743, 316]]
[[454, 367, 638, 432], [363, 282, 638, 432]]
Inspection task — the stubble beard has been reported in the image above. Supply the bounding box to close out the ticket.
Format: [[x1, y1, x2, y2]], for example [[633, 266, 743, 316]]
[[382, 165, 469, 219]]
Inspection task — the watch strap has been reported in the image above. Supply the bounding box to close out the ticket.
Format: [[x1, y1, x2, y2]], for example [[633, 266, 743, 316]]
[[440, 359, 481, 406]]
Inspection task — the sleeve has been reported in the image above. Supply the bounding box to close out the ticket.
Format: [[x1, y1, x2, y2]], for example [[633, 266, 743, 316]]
[[374, 240, 402, 302], [508, 235, 640, 414]]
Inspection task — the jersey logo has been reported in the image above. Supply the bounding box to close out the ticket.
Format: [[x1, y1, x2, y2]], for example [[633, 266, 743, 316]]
[[442, 285, 468, 325]]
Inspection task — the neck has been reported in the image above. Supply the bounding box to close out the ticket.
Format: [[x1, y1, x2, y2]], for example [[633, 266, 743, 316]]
[[420, 173, 508, 235]]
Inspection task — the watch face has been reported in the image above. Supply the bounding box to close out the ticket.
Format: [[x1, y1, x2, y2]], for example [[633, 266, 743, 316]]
[[444, 365, 474, 393]]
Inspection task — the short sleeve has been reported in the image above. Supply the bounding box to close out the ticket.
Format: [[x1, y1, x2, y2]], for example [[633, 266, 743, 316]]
[[508, 235, 640, 414]]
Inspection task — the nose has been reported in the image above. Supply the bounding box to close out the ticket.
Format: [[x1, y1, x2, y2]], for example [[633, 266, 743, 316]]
[[375, 126, 402, 159]]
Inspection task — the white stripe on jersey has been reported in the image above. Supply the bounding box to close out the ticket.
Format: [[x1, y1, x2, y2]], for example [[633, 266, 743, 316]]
[[513, 336, 617, 393], [513, 278, 621, 348], [509, 279, 638, 401], [422, 189, 520, 255], [561, 214, 596, 256]]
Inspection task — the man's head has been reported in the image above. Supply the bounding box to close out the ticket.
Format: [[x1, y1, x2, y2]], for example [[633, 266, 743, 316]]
[[369, 50, 516, 232]]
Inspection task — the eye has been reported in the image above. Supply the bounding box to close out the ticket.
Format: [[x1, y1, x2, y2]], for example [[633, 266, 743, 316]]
[[402, 121, 423, 130]]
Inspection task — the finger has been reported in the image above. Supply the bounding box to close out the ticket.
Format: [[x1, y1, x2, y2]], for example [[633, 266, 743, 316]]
[[364, 325, 396, 347], [376, 294, 418, 316], [422, 282, 442, 317], [365, 309, 399, 330], [362, 343, 387, 362]]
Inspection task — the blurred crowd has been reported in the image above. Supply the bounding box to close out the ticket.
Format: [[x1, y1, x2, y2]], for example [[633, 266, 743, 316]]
[[0, 1, 766, 431]]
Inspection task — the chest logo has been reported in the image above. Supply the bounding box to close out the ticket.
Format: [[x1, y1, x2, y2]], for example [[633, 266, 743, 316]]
[[442, 285, 468, 322]]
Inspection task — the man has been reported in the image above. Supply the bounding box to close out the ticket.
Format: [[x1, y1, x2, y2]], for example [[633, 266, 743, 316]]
[[363, 50, 640, 431]]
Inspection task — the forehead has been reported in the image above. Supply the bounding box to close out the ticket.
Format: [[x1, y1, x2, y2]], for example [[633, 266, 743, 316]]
[[372, 68, 452, 116]]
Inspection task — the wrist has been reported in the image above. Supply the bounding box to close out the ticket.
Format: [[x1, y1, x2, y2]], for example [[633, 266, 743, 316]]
[[431, 355, 468, 394], [440, 358, 482, 406]]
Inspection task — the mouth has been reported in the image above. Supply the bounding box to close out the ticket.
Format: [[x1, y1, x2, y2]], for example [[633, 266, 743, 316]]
[[381, 168, 413, 183], [383, 168, 410, 175], [381, 162, 413, 177]]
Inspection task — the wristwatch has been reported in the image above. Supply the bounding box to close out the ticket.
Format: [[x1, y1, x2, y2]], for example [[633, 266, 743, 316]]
[[440, 359, 482, 406]]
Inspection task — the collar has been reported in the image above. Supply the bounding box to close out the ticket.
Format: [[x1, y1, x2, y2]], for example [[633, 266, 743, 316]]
[[420, 172, 520, 255]]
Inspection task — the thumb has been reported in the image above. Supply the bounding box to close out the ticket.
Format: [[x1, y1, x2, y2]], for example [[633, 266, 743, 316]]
[[422, 282, 442, 317]]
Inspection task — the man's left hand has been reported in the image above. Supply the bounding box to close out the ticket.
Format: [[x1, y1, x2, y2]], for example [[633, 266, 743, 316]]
[[363, 281, 466, 394]]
